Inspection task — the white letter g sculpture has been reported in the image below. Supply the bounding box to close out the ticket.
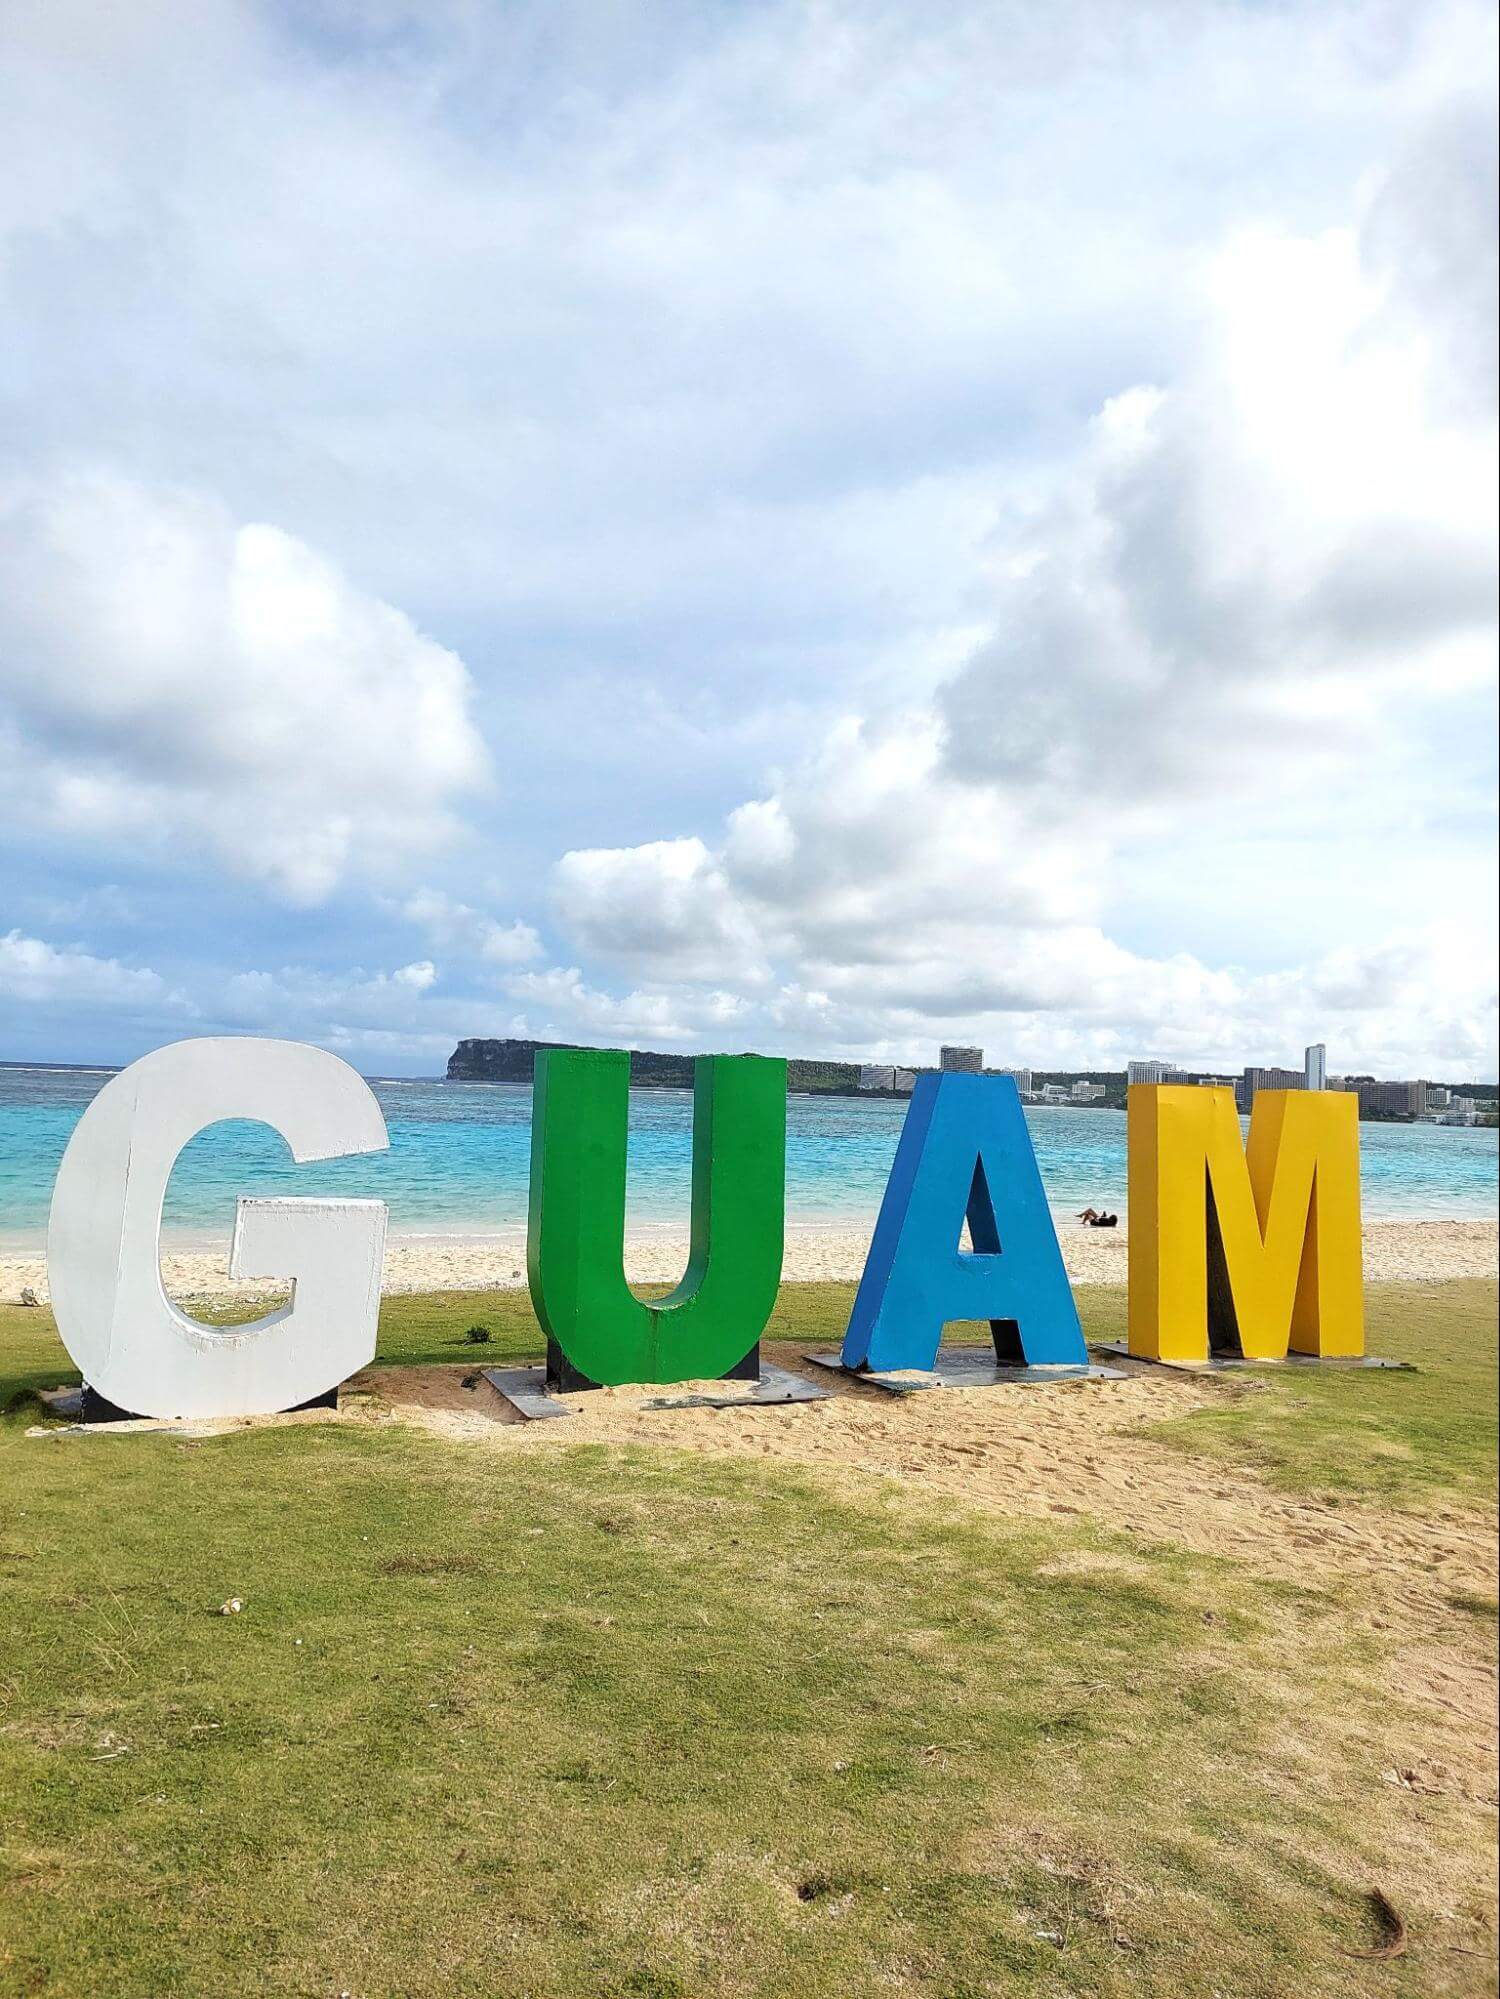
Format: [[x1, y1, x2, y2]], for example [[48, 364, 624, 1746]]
[[47, 1039, 388, 1420]]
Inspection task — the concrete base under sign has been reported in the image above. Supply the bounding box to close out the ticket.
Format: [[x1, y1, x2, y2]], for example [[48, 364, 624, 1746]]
[[806, 1351, 1127, 1395], [1091, 1342, 1413, 1372], [483, 1360, 830, 1421]]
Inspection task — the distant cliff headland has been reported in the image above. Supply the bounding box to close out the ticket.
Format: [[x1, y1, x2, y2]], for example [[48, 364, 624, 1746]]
[[446, 1037, 871, 1094]]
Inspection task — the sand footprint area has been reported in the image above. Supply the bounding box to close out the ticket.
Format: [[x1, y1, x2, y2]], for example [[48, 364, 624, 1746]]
[[354, 1339, 1499, 1811], [360, 1343, 1499, 1625]]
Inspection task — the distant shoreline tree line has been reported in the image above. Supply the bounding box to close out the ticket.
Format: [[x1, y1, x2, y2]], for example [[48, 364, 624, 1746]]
[[445, 1039, 1495, 1123]]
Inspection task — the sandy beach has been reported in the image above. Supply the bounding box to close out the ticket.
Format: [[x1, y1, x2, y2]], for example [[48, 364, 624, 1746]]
[[1, 1214, 1493, 1305]]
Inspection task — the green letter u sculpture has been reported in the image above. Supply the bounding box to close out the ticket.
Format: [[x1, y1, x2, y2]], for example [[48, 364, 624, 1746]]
[[527, 1047, 786, 1388]]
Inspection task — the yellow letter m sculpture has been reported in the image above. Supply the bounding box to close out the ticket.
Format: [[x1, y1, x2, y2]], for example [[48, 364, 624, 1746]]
[[1128, 1085, 1363, 1363]]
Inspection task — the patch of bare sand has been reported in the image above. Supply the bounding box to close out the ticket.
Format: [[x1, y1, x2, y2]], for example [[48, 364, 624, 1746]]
[[359, 1343, 1497, 1622], [354, 1342, 1499, 1818], [27, 1404, 346, 1442]]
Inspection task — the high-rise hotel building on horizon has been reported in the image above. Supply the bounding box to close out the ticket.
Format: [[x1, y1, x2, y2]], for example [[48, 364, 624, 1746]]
[[1126, 1059, 1184, 1085]]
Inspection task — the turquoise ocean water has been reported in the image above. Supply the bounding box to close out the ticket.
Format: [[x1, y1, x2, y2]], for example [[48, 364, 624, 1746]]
[[0, 1064, 1494, 1249]]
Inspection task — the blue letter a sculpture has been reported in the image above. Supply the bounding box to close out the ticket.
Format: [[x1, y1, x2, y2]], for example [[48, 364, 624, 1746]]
[[841, 1073, 1086, 1372]]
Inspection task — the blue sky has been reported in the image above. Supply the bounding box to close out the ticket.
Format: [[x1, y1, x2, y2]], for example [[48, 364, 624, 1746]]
[[2, 0, 1496, 1079]]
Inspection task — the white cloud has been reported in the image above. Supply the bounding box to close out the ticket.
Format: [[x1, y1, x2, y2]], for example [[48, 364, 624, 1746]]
[[0, 470, 489, 903], [391, 960, 438, 991], [0, 928, 171, 1007], [219, 959, 449, 1030], [939, 200, 1496, 809], [190, 952, 744, 1064], [182, 956, 476, 1065], [504, 964, 750, 1046], [552, 837, 771, 983], [1361, 96, 1498, 419], [399, 888, 542, 966]]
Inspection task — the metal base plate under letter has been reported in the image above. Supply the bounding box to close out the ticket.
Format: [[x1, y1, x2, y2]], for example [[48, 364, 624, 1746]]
[[806, 1350, 1127, 1395], [639, 1363, 830, 1411], [1092, 1342, 1413, 1373], [481, 1367, 575, 1420], [485, 1361, 830, 1420]]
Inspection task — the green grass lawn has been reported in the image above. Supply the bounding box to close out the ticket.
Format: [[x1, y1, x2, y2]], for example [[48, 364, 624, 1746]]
[[1142, 1278, 1499, 1507], [1, 1281, 1495, 1996]]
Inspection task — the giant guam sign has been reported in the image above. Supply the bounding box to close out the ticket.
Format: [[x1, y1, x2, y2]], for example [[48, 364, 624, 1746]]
[[43, 1037, 1366, 1419]]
